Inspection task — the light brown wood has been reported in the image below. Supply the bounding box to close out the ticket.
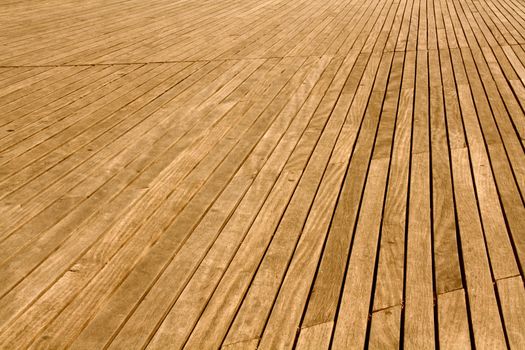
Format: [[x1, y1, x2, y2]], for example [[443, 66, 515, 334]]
[[369, 306, 402, 349], [497, 276, 525, 349], [403, 49, 435, 350], [1, 0, 524, 348], [437, 289, 472, 349], [296, 322, 333, 350]]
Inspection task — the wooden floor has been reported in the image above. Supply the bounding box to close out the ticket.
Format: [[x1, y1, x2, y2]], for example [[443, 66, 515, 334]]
[[1, 0, 524, 348]]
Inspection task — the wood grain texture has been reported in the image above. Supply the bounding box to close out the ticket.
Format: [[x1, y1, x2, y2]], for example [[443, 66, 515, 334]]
[[369, 306, 401, 349], [1, 0, 524, 348], [437, 289, 472, 349]]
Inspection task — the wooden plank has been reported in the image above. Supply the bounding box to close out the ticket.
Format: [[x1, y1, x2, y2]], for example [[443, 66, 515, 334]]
[[404, 153, 435, 349], [296, 322, 333, 350], [403, 50, 435, 350], [368, 306, 402, 349], [429, 50, 462, 294], [497, 276, 525, 349], [437, 289, 472, 349]]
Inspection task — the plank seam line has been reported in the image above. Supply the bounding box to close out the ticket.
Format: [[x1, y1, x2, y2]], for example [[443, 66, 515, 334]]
[[298, 320, 334, 330], [372, 303, 403, 314]]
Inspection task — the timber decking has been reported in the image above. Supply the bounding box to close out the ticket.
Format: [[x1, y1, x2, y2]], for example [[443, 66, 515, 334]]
[[0, 0, 524, 348]]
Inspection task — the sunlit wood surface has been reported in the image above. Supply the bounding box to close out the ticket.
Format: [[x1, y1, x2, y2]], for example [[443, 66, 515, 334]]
[[0, 0, 524, 348]]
